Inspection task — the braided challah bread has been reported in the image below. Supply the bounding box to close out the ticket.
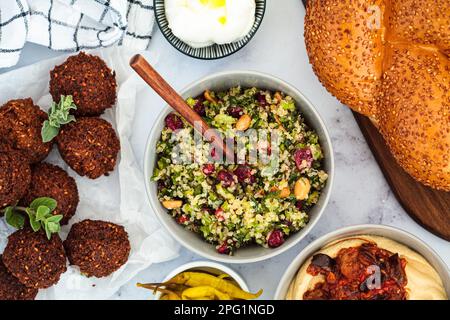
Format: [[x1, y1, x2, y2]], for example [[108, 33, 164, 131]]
[[304, 0, 449, 191]]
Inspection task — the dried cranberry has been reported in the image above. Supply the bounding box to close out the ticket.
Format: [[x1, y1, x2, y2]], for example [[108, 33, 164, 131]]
[[202, 164, 215, 175], [268, 230, 285, 248], [295, 200, 303, 210], [177, 215, 189, 224], [165, 113, 183, 131], [256, 93, 267, 107], [294, 148, 313, 170], [217, 170, 234, 187], [217, 243, 230, 254], [215, 208, 225, 221], [194, 99, 206, 116], [210, 147, 222, 161], [234, 165, 253, 183], [227, 106, 244, 118]]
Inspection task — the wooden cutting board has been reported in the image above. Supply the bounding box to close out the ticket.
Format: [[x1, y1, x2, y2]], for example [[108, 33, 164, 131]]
[[301, 0, 450, 241], [353, 114, 450, 241]]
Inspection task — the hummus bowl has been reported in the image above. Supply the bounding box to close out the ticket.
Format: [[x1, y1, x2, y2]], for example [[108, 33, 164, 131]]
[[144, 71, 334, 263], [274, 224, 450, 300]]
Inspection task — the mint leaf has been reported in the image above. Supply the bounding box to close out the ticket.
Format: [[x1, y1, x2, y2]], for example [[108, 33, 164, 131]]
[[5, 207, 25, 229], [45, 215, 63, 224], [46, 221, 61, 234], [43, 214, 63, 240], [41, 121, 60, 143], [59, 114, 76, 125], [4, 206, 12, 218], [2, 197, 61, 240], [44, 224, 52, 240], [41, 95, 77, 142], [44, 215, 63, 237], [30, 197, 57, 212], [36, 206, 51, 221], [26, 208, 41, 232]]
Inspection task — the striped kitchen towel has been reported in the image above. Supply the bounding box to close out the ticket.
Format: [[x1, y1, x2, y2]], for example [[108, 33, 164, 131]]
[[0, 0, 155, 68]]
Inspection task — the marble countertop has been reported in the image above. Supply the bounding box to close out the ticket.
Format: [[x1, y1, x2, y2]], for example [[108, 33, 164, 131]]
[[2, 1, 448, 300]]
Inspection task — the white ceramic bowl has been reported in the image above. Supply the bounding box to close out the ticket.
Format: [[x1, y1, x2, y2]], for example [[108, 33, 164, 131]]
[[144, 71, 335, 263], [154, 261, 249, 300], [274, 224, 450, 299]]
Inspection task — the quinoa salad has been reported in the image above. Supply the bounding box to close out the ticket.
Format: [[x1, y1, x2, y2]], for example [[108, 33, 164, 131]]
[[152, 87, 328, 254]]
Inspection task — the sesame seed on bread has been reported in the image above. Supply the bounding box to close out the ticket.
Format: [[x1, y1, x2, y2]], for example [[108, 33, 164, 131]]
[[305, 0, 450, 190]]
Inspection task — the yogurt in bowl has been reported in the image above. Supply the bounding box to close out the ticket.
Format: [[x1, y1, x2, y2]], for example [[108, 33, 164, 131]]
[[165, 0, 256, 48], [154, 0, 266, 59]]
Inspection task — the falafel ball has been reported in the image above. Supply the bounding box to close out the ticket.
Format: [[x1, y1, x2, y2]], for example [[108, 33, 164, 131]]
[[64, 219, 130, 278], [20, 162, 79, 225], [0, 151, 31, 209], [56, 117, 120, 179], [2, 228, 67, 289], [0, 255, 38, 300], [0, 98, 53, 163], [49, 52, 117, 116]]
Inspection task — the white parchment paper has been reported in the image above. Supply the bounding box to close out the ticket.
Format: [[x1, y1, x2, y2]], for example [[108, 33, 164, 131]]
[[0, 47, 180, 299]]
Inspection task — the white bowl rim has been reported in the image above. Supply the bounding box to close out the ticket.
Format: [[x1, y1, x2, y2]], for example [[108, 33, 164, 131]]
[[274, 224, 450, 300], [144, 70, 335, 264]]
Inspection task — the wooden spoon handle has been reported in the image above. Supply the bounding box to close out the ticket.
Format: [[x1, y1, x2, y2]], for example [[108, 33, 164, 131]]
[[130, 54, 231, 160], [130, 54, 208, 133]]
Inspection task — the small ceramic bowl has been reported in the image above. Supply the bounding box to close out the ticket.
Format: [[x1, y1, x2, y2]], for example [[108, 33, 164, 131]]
[[154, 0, 266, 60], [274, 224, 450, 300], [154, 261, 249, 300], [144, 70, 334, 263]]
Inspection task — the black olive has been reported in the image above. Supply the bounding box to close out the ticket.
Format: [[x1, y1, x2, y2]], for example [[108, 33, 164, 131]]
[[387, 253, 406, 285], [311, 253, 336, 272]]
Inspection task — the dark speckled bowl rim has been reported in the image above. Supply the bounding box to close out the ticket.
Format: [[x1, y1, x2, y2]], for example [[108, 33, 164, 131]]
[[154, 0, 266, 60]]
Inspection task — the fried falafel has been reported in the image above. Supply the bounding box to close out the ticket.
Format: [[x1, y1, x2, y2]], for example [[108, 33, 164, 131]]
[[0, 255, 38, 300], [49, 52, 117, 116], [0, 98, 52, 163], [2, 228, 67, 289], [20, 162, 79, 225], [0, 151, 31, 209], [56, 117, 120, 179], [64, 219, 130, 278]]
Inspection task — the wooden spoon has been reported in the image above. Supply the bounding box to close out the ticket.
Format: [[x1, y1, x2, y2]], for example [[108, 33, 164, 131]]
[[130, 54, 232, 161]]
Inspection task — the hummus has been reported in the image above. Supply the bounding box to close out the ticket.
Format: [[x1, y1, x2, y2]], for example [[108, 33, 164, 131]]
[[286, 235, 448, 300]]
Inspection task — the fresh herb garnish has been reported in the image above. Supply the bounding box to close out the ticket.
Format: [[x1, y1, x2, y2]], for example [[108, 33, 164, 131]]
[[41, 95, 77, 142], [4, 206, 25, 229], [1, 197, 62, 240]]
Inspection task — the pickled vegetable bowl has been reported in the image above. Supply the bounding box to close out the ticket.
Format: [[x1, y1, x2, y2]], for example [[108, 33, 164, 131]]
[[138, 271, 262, 300], [152, 87, 328, 254]]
